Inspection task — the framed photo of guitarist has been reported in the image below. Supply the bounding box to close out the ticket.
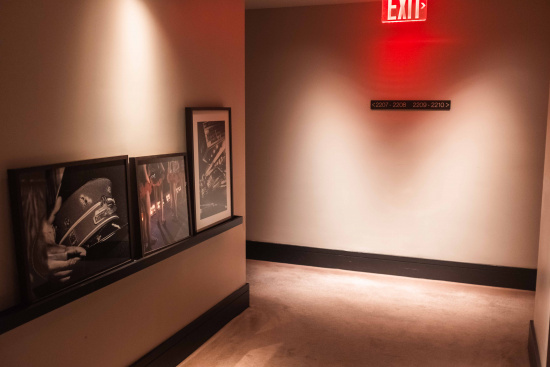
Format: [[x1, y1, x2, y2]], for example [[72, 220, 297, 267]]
[[186, 107, 233, 232], [131, 153, 192, 256]]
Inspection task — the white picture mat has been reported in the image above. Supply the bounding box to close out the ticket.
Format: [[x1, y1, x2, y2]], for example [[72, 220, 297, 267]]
[[192, 110, 232, 231]]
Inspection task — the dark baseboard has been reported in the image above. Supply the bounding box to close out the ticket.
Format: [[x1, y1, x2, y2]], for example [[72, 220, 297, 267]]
[[247, 241, 536, 291], [132, 283, 250, 367], [529, 320, 542, 367]]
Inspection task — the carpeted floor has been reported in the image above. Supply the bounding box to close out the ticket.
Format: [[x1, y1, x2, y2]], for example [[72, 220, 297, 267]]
[[179, 260, 534, 367]]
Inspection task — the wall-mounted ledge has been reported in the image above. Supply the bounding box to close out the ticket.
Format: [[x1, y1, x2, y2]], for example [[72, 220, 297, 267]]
[[0, 216, 243, 336]]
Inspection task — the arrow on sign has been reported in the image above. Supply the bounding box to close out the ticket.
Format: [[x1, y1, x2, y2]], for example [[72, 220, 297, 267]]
[[421, 2, 426, 9], [446, 103, 450, 107]]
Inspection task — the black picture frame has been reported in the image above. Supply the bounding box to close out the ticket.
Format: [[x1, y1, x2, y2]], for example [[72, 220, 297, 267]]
[[129, 153, 193, 258], [185, 107, 234, 232], [8, 156, 134, 304]]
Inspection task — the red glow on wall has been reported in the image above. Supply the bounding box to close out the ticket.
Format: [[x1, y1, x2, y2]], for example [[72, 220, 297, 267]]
[[382, 0, 427, 23], [360, 23, 457, 97]]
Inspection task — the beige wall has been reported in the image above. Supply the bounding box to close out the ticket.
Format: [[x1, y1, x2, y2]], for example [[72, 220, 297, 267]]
[[246, 0, 550, 268], [534, 84, 550, 366], [0, 0, 245, 366]]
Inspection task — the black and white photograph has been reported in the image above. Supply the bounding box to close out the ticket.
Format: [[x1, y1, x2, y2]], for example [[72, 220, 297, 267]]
[[8, 157, 133, 303], [186, 107, 233, 232], [133, 153, 192, 256]]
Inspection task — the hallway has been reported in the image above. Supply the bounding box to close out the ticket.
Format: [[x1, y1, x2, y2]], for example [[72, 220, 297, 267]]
[[181, 260, 533, 367]]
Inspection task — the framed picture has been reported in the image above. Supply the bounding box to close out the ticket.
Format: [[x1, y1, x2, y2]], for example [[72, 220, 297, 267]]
[[130, 153, 192, 257], [8, 156, 133, 304], [186, 107, 233, 232]]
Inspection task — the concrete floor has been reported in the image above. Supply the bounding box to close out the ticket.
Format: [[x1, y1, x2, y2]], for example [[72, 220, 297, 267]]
[[180, 260, 534, 367]]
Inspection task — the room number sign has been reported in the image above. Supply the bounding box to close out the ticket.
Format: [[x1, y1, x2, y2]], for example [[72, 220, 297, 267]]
[[371, 100, 451, 110]]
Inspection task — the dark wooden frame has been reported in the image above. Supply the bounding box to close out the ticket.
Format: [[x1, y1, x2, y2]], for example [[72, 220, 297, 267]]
[[129, 153, 193, 258], [7, 155, 135, 305], [185, 107, 234, 233]]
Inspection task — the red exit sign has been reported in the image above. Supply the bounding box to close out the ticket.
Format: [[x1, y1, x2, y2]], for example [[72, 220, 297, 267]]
[[382, 0, 427, 23]]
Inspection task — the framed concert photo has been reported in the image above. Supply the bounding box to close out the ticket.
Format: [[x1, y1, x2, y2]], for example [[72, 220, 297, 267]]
[[186, 107, 233, 232], [8, 156, 133, 304], [130, 153, 192, 257]]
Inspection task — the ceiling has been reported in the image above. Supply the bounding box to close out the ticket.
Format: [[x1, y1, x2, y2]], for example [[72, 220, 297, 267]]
[[245, 0, 377, 10]]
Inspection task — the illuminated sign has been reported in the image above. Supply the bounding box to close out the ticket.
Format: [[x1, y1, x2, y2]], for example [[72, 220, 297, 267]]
[[382, 0, 427, 23], [371, 100, 450, 110]]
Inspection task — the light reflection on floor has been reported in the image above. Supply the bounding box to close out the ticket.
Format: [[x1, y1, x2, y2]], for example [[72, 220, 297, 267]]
[[180, 260, 533, 367]]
